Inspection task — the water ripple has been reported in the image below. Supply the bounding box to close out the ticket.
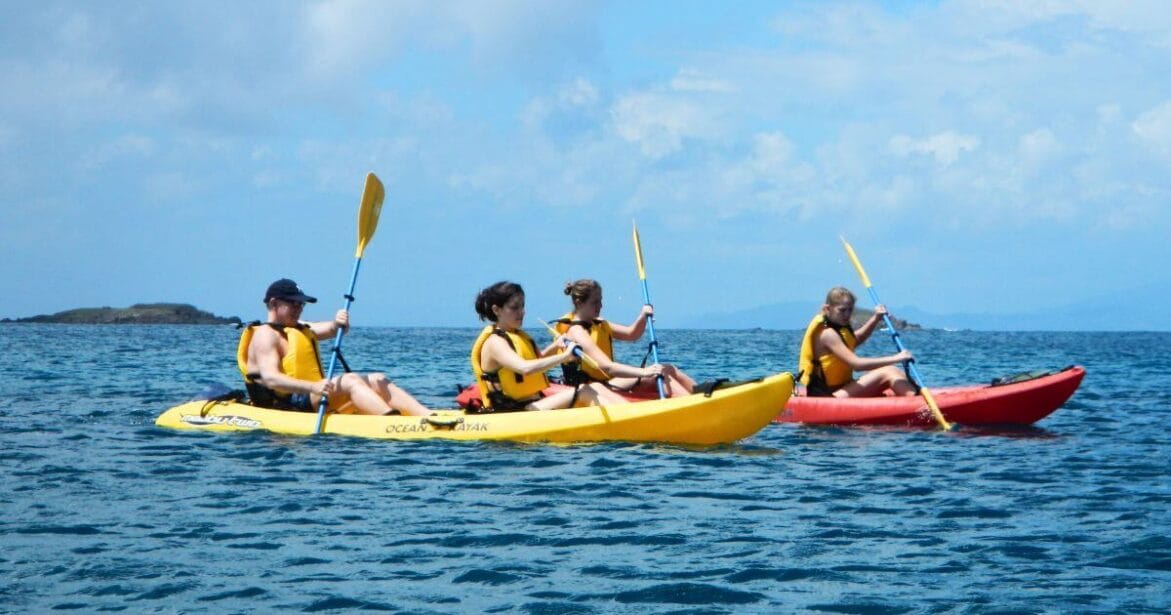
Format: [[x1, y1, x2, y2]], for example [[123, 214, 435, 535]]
[[1, 325, 1169, 612]]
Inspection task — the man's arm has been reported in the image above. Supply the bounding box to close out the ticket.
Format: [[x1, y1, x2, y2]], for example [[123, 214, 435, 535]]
[[251, 327, 325, 396], [307, 309, 348, 339]]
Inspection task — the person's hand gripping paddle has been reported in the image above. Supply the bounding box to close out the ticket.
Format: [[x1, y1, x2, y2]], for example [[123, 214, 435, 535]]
[[840, 237, 955, 431], [313, 173, 384, 434], [632, 221, 667, 399]]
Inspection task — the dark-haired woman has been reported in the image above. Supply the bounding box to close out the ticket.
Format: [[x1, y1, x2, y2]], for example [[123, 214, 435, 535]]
[[471, 281, 628, 412], [554, 279, 695, 398]]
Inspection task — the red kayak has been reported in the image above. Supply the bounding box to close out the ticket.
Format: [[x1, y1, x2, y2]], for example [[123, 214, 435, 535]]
[[776, 365, 1085, 427]]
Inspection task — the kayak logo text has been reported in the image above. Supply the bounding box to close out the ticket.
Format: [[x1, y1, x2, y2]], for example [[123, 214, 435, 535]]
[[384, 421, 488, 434], [181, 414, 262, 429]]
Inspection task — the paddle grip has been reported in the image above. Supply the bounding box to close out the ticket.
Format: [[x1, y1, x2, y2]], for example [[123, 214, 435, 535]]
[[561, 340, 585, 360], [639, 280, 667, 399]]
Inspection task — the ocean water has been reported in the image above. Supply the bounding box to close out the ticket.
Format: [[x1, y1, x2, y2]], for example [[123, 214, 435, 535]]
[[1, 324, 1168, 613]]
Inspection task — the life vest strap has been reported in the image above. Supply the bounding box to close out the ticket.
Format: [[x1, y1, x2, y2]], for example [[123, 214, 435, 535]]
[[490, 327, 531, 384], [640, 341, 656, 368], [694, 378, 730, 398], [331, 347, 352, 374], [483, 390, 542, 413], [243, 381, 300, 410], [561, 362, 593, 386]]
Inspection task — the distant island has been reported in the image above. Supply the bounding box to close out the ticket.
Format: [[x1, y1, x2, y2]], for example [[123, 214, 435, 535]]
[[2, 303, 241, 325], [683, 302, 923, 331], [851, 308, 920, 331]]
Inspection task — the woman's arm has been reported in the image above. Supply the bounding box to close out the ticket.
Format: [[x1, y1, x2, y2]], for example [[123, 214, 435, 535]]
[[609, 304, 653, 341], [854, 305, 892, 346], [819, 327, 911, 371], [484, 334, 576, 376], [568, 325, 657, 379]]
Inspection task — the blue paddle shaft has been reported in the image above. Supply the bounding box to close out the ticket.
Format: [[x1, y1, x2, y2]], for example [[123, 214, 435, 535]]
[[862, 286, 927, 389], [313, 257, 364, 434], [639, 279, 667, 399]]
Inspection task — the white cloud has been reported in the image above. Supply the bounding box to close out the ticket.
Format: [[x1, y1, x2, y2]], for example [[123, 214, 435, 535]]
[[450, 0, 599, 72], [79, 135, 155, 170], [520, 78, 601, 136], [771, 3, 903, 48], [251, 146, 276, 161], [559, 78, 598, 107], [1100, 202, 1157, 230], [1018, 128, 1062, 171], [1097, 104, 1123, 126], [956, 0, 1171, 38], [1132, 100, 1171, 160], [749, 132, 797, 176], [251, 169, 285, 189], [7, 5, 1171, 241], [302, 0, 599, 85], [863, 175, 917, 213], [302, 0, 417, 83], [610, 92, 713, 159], [670, 69, 734, 93], [889, 131, 981, 167], [142, 171, 197, 204], [1, 58, 127, 128], [519, 98, 554, 133]]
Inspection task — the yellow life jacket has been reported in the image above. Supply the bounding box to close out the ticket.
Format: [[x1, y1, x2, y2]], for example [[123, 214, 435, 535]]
[[470, 325, 550, 410], [797, 314, 857, 392], [552, 313, 613, 382], [237, 322, 324, 407]]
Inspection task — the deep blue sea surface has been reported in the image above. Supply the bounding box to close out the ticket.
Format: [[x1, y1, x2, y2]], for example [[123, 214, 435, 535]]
[[1, 324, 1168, 613]]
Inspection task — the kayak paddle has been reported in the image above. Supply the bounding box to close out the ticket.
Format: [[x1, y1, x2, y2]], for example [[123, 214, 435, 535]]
[[839, 236, 954, 431], [536, 318, 605, 373], [632, 221, 667, 399], [313, 172, 385, 434]]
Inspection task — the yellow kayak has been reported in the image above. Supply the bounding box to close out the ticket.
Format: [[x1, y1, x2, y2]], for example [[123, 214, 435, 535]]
[[155, 372, 793, 445]]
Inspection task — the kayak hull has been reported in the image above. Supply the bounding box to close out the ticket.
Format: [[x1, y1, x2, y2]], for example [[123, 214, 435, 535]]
[[775, 366, 1084, 427], [157, 372, 794, 445]]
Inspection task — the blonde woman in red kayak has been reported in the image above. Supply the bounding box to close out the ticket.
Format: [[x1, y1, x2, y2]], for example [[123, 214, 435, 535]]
[[553, 279, 695, 398], [798, 286, 915, 398]]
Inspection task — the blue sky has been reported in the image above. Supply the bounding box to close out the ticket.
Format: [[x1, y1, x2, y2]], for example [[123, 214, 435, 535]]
[[3, 1, 1170, 329]]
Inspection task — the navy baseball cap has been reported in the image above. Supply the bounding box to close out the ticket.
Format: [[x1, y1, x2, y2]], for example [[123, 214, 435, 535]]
[[264, 278, 317, 304]]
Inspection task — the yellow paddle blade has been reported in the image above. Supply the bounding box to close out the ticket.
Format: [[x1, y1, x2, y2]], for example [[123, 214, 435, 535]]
[[535, 318, 604, 372], [839, 236, 872, 289], [355, 172, 385, 258], [632, 221, 647, 281], [919, 386, 953, 431]]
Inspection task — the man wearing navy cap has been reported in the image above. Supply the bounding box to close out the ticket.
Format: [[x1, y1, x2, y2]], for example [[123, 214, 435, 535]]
[[238, 278, 430, 416]]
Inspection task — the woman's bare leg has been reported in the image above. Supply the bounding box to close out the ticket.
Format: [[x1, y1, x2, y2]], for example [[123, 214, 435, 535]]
[[834, 366, 914, 398], [367, 373, 430, 416]]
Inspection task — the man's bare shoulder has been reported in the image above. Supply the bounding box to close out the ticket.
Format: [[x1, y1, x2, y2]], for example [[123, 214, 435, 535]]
[[249, 324, 282, 347]]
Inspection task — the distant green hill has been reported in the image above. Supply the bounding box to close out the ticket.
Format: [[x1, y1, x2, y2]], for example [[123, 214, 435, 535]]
[[3, 303, 241, 325], [683, 301, 921, 330]]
